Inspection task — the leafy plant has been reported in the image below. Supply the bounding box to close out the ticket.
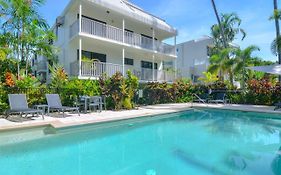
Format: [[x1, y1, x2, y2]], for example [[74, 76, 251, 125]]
[[49, 64, 68, 89], [99, 71, 139, 110], [198, 72, 219, 84]]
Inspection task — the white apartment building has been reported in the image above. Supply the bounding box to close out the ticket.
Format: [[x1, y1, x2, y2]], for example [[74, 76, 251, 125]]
[[176, 36, 213, 82], [34, 0, 177, 82]]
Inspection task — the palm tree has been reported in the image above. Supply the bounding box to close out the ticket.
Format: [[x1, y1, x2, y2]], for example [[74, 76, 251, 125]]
[[234, 46, 260, 89], [210, 0, 227, 48], [211, 13, 246, 49], [1, 0, 53, 75], [208, 48, 235, 84], [270, 0, 281, 81], [273, 0, 281, 66]]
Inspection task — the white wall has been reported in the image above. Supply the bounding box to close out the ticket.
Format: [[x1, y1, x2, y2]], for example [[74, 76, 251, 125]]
[[176, 37, 213, 81]]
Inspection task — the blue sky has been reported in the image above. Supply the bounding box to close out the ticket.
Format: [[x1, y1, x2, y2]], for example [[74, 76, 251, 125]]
[[40, 0, 277, 61]]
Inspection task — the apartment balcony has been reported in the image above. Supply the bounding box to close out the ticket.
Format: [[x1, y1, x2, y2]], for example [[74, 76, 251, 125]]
[[70, 61, 175, 82], [69, 17, 176, 56]]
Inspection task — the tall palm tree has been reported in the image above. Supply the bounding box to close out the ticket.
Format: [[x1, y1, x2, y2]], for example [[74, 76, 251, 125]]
[[211, 13, 246, 49], [210, 0, 227, 48], [1, 0, 53, 75], [270, 0, 281, 81]]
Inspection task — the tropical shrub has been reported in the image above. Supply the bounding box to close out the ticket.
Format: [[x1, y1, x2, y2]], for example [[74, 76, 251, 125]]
[[141, 79, 194, 105], [172, 79, 194, 103], [60, 78, 100, 106], [143, 82, 173, 105], [244, 79, 276, 105], [99, 71, 139, 110], [49, 64, 68, 89]]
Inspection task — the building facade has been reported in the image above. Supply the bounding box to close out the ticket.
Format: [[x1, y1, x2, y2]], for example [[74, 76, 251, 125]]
[[176, 36, 213, 82], [34, 0, 177, 82]]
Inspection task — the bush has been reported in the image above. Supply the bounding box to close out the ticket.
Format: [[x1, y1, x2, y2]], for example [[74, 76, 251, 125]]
[[243, 79, 276, 105], [99, 71, 139, 110], [59, 78, 100, 106], [141, 79, 194, 105]]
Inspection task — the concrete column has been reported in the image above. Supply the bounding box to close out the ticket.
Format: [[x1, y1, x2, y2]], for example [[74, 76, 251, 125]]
[[174, 35, 177, 55], [122, 48, 125, 75], [174, 35, 177, 80], [122, 19, 125, 43], [152, 28, 155, 51], [174, 60, 177, 80], [152, 55, 155, 81], [79, 38, 82, 77], [79, 4, 82, 33], [160, 59, 164, 81]]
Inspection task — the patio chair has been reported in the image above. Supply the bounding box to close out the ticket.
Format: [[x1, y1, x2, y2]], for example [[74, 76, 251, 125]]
[[100, 95, 106, 110], [88, 96, 102, 112], [208, 92, 227, 104], [6, 94, 44, 119], [46, 94, 80, 117]]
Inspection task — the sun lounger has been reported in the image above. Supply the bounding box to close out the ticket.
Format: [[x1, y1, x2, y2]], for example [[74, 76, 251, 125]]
[[193, 93, 209, 103], [7, 94, 44, 119], [46, 94, 80, 117], [274, 102, 281, 110], [208, 92, 227, 104]]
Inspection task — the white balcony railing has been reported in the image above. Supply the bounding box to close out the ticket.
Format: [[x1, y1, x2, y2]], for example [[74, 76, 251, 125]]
[[70, 61, 123, 78], [69, 17, 176, 56], [70, 61, 175, 82]]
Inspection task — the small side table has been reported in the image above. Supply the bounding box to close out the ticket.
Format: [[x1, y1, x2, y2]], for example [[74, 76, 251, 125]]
[[34, 105, 48, 115]]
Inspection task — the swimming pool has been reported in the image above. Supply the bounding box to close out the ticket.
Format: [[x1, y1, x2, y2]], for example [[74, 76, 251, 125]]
[[1, 108, 281, 175]]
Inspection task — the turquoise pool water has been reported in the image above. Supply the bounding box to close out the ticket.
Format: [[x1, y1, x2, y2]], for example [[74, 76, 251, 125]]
[[1, 109, 281, 175]]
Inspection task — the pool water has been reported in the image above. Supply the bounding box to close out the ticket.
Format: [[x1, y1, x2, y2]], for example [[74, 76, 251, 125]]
[[1, 109, 281, 175]]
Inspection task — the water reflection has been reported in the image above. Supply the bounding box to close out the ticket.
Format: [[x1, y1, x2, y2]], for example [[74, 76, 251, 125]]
[[272, 133, 281, 175], [272, 147, 281, 175]]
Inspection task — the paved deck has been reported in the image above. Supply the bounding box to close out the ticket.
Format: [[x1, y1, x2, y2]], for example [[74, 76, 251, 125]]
[[0, 103, 281, 131]]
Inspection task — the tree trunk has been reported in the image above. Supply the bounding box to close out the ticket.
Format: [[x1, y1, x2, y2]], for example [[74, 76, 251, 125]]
[[274, 0, 281, 81], [211, 0, 229, 81], [211, 0, 228, 48], [228, 70, 234, 87]]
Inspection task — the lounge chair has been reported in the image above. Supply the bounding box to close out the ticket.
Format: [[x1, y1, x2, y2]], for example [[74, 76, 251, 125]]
[[193, 93, 209, 103], [46, 94, 80, 117], [6, 94, 44, 119], [208, 92, 227, 104], [88, 96, 102, 112], [274, 102, 281, 110]]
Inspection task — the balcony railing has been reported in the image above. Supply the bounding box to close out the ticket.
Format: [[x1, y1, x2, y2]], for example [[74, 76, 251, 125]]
[[70, 61, 123, 78], [70, 61, 175, 82], [69, 17, 176, 56]]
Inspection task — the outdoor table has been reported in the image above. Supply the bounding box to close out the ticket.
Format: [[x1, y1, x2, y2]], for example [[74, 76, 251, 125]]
[[33, 104, 48, 115]]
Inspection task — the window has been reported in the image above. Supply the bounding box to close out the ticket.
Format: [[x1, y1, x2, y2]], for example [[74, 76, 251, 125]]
[[77, 50, 106, 62], [77, 15, 106, 24], [141, 61, 157, 69], [125, 58, 134, 65]]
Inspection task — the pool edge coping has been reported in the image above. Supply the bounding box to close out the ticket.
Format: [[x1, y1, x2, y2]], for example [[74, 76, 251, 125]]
[[1, 103, 281, 132], [0, 106, 194, 132]]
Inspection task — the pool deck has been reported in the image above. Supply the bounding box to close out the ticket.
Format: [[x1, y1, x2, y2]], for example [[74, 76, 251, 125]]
[[0, 103, 281, 131]]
